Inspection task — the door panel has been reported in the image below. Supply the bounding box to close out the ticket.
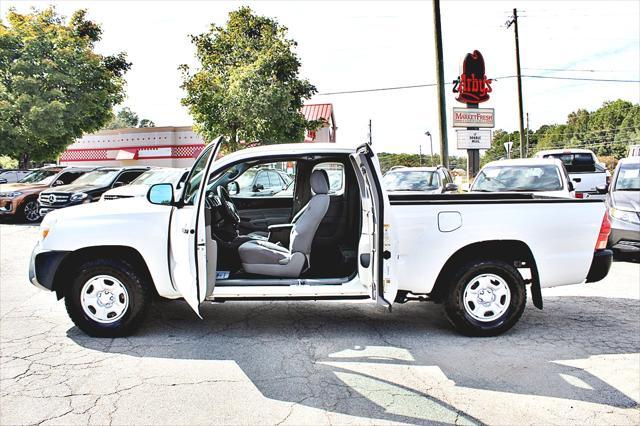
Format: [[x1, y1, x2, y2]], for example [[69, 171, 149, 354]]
[[232, 196, 293, 234]]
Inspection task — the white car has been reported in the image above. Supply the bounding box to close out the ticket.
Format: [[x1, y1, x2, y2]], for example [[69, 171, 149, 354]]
[[534, 149, 610, 199], [29, 140, 612, 338], [100, 167, 189, 202], [471, 158, 575, 198]]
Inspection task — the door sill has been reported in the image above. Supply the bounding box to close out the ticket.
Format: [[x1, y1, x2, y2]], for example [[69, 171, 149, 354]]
[[207, 295, 371, 302], [215, 276, 351, 287]]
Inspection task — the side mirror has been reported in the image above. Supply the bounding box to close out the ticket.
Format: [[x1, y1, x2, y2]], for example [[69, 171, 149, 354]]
[[568, 181, 575, 192], [227, 181, 239, 195], [444, 183, 458, 193], [572, 177, 582, 183], [147, 183, 175, 205], [53, 180, 65, 186], [253, 183, 264, 192], [596, 184, 608, 194]]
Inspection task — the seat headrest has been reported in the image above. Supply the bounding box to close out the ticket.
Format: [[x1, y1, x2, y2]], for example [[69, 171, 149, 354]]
[[310, 169, 330, 195]]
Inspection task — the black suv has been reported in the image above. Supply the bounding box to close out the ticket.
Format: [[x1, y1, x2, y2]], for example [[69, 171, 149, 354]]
[[39, 166, 148, 217]]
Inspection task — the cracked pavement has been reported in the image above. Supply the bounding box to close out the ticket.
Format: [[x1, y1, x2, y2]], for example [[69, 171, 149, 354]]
[[1, 223, 639, 425]]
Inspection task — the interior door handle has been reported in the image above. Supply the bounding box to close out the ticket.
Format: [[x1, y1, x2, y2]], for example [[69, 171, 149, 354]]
[[182, 228, 195, 234]]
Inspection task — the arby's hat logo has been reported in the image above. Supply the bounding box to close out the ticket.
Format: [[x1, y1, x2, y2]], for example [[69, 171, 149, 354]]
[[452, 50, 492, 104]]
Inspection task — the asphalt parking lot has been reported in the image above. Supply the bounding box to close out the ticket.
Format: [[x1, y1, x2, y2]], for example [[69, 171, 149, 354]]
[[1, 223, 638, 425]]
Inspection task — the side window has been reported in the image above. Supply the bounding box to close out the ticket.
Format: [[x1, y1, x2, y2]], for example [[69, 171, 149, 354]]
[[313, 162, 345, 195], [114, 171, 144, 186], [232, 162, 296, 198], [57, 171, 83, 185]]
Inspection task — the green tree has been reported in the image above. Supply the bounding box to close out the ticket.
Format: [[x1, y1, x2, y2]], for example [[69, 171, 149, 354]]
[[180, 7, 319, 152], [0, 8, 131, 168], [104, 106, 155, 129]]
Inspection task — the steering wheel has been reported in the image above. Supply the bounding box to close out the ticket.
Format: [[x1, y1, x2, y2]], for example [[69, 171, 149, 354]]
[[216, 185, 241, 226]]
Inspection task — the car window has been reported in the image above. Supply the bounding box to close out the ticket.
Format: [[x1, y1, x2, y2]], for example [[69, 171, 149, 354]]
[[473, 165, 563, 192], [72, 169, 121, 186], [114, 170, 146, 186], [131, 169, 186, 186], [543, 153, 596, 173], [57, 171, 85, 185], [18, 169, 61, 185], [313, 162, 345, 195], [383, 170, 439, 192], [232, 162, 296, 198]]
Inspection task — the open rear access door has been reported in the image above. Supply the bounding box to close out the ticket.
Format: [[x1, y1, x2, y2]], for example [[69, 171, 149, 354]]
[[350, 143, 398, 308]]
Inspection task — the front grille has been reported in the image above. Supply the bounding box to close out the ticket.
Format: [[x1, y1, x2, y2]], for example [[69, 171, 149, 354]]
[[39, 192, 71, 207], [103, 195, 134, 201]]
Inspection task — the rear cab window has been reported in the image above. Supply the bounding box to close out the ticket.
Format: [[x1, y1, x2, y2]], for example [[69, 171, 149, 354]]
[[313, 162, 345, 195]]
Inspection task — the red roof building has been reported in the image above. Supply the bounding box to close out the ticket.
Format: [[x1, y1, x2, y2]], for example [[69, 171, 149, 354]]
[[302, 103, 337, 143]]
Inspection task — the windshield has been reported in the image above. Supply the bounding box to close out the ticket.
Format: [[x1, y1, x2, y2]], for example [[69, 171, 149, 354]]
[[131, 169, 185, 186], [473, 165, 563, 192], [71, 169, 121, 186], [383, 170, 439, 191], [614, 163, 640, 191], [18, 169, 60, 185]]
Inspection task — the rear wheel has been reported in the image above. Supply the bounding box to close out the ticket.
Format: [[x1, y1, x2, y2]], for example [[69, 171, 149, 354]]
[[444, 260, 526, 337], [19, 198, 41, 223], [64, 258, 151, 337]]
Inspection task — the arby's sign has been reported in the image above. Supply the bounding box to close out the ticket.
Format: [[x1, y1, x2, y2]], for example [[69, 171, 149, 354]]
[[452, 50, 492, 104]]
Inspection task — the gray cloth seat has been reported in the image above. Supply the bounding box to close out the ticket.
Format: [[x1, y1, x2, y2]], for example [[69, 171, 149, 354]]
[[238, 169, 330, 277]]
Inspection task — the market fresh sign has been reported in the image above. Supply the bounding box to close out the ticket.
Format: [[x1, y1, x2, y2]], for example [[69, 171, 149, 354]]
[[452, 108, 495, 128]]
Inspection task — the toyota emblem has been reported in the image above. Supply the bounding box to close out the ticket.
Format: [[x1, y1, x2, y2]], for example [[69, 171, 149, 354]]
[[48, 194, 55, 203]]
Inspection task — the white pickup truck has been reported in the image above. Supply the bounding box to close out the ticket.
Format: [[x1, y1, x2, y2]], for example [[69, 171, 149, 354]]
[[29, 140, 613, 338]]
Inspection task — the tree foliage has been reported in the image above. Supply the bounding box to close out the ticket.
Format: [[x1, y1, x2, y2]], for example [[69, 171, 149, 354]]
[[0, 7, 131, 167], [482, 99, 640, 165], [180, 7, 319, 152], [104, 107, 155, 129]]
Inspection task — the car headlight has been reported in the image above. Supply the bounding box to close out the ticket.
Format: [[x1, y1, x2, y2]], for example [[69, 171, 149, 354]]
[[70, 192, 88, 202], [610, 207, 640, 225], [0, 191, 23, 198]]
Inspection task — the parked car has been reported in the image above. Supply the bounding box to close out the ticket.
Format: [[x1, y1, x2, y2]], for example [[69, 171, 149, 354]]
[[231, 167, 293, 197], [0, 166, 96, 223], [534, 149, 609, 198], [0, 169, 32, 184], [470, 158, 574, 198], [603, 156, 640, 254], [100, 167, 189, 202], [38, 167, 148, 217], [29, 140, 612, 338], [382, 166, 458, 194]]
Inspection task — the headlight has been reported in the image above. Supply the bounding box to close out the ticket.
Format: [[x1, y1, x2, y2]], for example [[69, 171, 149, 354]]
[[0, 191, 23, 198], [70, 192, 88, 202], [610, 207, 640, 225]]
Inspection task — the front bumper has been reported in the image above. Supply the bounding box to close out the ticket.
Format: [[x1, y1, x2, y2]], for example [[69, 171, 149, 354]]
[[608, 218, 640, 253], [28, 242, 69, 291], [585, 249, 613, 283]]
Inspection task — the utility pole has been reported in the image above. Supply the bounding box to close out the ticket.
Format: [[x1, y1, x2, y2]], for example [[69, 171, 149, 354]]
[[525, 112, 530, 158], [419, 145, 423, 165], [368, 119, 372, 145], [432, 0, 449, 168], [506, 8, 526, 158]]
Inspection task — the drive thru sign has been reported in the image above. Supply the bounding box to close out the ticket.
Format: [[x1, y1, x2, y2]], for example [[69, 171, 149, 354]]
[[456, 130, 491, 149]]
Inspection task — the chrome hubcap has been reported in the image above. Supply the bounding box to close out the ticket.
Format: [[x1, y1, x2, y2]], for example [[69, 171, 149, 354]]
[[80, 275, 129, 324], [24, 201, 40, 222], [463, 273, 511, 322]]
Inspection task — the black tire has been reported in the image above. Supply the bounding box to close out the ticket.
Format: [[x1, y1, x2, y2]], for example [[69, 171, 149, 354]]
[[19, 198, 41, 223], [444, 259, 526, 337], [64, 258, 151, 337]]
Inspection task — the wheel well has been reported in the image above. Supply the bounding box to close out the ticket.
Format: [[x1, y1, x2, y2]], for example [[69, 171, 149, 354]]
[[52, 246, 157, 300], [429, 240, 541, 306]]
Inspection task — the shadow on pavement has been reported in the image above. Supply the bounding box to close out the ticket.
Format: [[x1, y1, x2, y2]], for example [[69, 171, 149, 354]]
[[68, 295, 640, 424]]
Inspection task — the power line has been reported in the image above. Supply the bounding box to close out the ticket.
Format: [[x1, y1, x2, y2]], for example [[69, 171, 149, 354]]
[[316, 74, 639, 96]]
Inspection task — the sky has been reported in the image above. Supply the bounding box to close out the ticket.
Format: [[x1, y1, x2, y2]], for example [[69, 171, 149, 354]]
[[3, 0, 639, 156]]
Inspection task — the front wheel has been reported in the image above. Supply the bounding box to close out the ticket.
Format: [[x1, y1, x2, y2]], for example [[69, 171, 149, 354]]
[[65, 258, 151, 337], [19, 198, 41, 223], [444, 260, 526, 337]]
